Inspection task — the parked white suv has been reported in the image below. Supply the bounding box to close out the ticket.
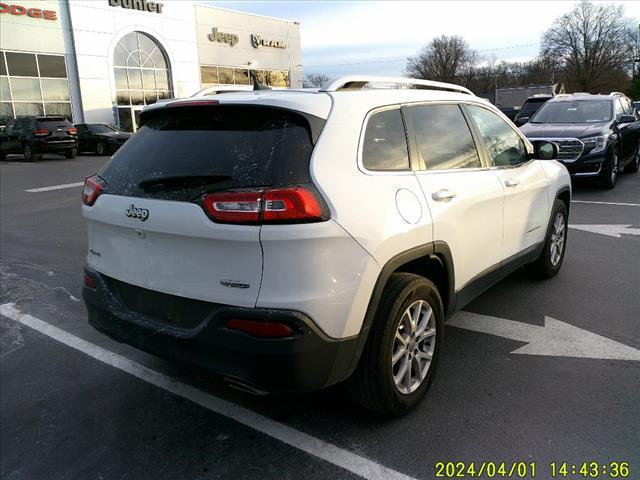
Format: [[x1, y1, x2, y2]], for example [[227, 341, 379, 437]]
[[82, 76, 571, 415]]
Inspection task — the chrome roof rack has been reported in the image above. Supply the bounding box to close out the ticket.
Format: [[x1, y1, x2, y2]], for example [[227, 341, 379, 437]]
[[319, 76, 474, 96]]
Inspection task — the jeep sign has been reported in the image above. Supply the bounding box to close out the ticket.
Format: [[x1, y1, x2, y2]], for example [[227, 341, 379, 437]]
[[207, 28, 239, 47]]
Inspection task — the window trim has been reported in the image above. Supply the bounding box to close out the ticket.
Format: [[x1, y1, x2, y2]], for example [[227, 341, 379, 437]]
[[462, 102, 534, 170], [357, 104, 416, 175]]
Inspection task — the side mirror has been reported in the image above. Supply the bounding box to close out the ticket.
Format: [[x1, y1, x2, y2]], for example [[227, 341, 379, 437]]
[[515, 117, 530, 126], [618, 114, 636, 124], [531, 140, 558, 160]]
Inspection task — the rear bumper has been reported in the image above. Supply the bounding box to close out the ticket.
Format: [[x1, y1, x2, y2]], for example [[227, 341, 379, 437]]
[[33, 139, 78, 152], [83, 267, 358, 392]]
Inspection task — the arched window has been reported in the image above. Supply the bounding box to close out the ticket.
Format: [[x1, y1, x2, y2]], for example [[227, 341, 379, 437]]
[[113, 32, 172, 131]]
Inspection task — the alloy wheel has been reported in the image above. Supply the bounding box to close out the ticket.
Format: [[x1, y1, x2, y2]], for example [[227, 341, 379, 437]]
[[391, 299, 436, 395], [550, 212, 565, 266], [23, 145, 32, 161], [611, 154, 618, 184]]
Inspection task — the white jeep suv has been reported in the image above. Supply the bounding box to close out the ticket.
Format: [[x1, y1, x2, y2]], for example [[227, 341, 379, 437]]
[[82, 76, 571, 415]]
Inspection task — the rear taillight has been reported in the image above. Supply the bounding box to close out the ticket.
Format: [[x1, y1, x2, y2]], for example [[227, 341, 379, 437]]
[[263, 188, 324, 222], [202, 187, 327, 225], [33, 129, 49, 136], [82, 174, 105, 206], [203, 191, 262, 224], [226, 319, 294, 338], [68, 127, 77, 135], [83, 274, 97, 289]]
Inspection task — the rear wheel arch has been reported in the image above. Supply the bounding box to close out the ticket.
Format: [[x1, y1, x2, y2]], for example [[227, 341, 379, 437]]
[[345, 241, 455, 379]]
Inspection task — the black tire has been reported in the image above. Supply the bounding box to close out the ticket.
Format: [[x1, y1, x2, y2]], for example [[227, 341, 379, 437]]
[[65, 148, 77, 159], [95, 141, 107, 156], [624, 145, 639, 173], [347, 273, 444, 416], [22, 143, 38, 162], [525, 199, 568, 279], [600, 151, 619, 189]]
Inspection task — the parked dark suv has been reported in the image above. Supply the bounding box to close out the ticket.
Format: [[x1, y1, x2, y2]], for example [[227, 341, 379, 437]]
[[514, 95, 553, 126], [0, 116, 78, 161], [519, 93, 640, 188], [75, 123, 131, 156]]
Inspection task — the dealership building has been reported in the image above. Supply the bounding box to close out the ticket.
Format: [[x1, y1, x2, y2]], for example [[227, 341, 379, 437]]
[[0, 0, 303, 131]]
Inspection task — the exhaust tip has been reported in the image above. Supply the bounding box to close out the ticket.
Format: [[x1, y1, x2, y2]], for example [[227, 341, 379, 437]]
[[224, 377, 269, 396]]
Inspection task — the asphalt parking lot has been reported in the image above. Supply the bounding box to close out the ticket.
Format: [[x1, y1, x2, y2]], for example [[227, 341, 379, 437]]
[[1, 154, 639, 480]]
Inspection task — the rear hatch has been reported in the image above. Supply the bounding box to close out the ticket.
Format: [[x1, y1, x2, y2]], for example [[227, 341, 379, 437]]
[[82, 102, 325, 308], [36, 117, 76, 143]]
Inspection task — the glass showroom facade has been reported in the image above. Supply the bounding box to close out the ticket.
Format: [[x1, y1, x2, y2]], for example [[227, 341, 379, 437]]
[[200, 66, 290, 89], [0, 50, 72, 125]]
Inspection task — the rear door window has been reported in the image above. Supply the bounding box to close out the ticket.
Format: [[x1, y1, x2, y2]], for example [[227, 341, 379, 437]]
[[407, 104, 481, 170], [99, 105, 321, 200], [362, 108, 410, 171]]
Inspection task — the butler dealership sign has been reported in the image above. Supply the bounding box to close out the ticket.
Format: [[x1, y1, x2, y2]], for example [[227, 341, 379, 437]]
[[108, 0, 164, 14]]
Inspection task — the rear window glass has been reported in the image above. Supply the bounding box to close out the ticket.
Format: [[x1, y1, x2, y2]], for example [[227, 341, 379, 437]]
[[99, 105, 321, 200], [362, 108, 409, 171], [519, 100, 548, 116], [37, 118, 71, 128]]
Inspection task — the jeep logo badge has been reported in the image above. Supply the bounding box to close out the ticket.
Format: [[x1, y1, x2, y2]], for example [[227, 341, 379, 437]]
[[126, 204, 149, 221]]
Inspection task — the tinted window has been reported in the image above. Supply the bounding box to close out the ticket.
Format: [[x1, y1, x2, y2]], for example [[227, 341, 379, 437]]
[[9, 78, 41, 101], [41, 78, 70, 101], [0, 53, 6, 76], [408, 104, 481, 170], [37, 55, 67, 78], [37, 118, 71, 129], [467, 105, 528, 167], [0, 76, 9, 101], [14, 103, 43, 117], [362, 109, 409, 171], [99, 106, 322, 200], [5, 52, 38, 76], [518, 99, 548, 117], [89, 124, 118, 133], [531, 100, 612, 123]]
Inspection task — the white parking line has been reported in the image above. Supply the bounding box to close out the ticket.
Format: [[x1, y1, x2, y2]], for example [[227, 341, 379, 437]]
[[572, 200, 640, 207], [25, 182, 84, 193], [0, 303, 416, 480]]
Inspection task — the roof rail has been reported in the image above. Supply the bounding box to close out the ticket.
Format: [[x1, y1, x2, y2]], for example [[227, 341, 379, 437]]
[[319, 76, 474, 96], [610, 91, 625, 96]]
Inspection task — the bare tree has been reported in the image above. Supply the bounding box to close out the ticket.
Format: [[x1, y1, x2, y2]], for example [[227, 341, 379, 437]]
[[541, 1, 636, 92], [303, 73, 330, 88], [405, 35, 478, 84]]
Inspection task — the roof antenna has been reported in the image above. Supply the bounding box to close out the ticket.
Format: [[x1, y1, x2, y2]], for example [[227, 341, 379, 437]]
[[250, 71, 271, 91]]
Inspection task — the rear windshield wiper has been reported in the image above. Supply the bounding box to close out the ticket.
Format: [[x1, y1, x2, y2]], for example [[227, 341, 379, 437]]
[[138, 174, 235, 191]]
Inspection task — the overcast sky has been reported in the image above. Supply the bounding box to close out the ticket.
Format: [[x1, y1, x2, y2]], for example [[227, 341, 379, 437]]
[[208, 1, 640, 77]]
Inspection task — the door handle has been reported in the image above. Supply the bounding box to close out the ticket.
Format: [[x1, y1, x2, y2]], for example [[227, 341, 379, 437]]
[[504, 178, 520, 188], [432, 189, 457, 202]]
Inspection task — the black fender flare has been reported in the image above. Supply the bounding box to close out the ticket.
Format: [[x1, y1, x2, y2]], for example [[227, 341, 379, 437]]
[[343, 241, 455, 379]]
